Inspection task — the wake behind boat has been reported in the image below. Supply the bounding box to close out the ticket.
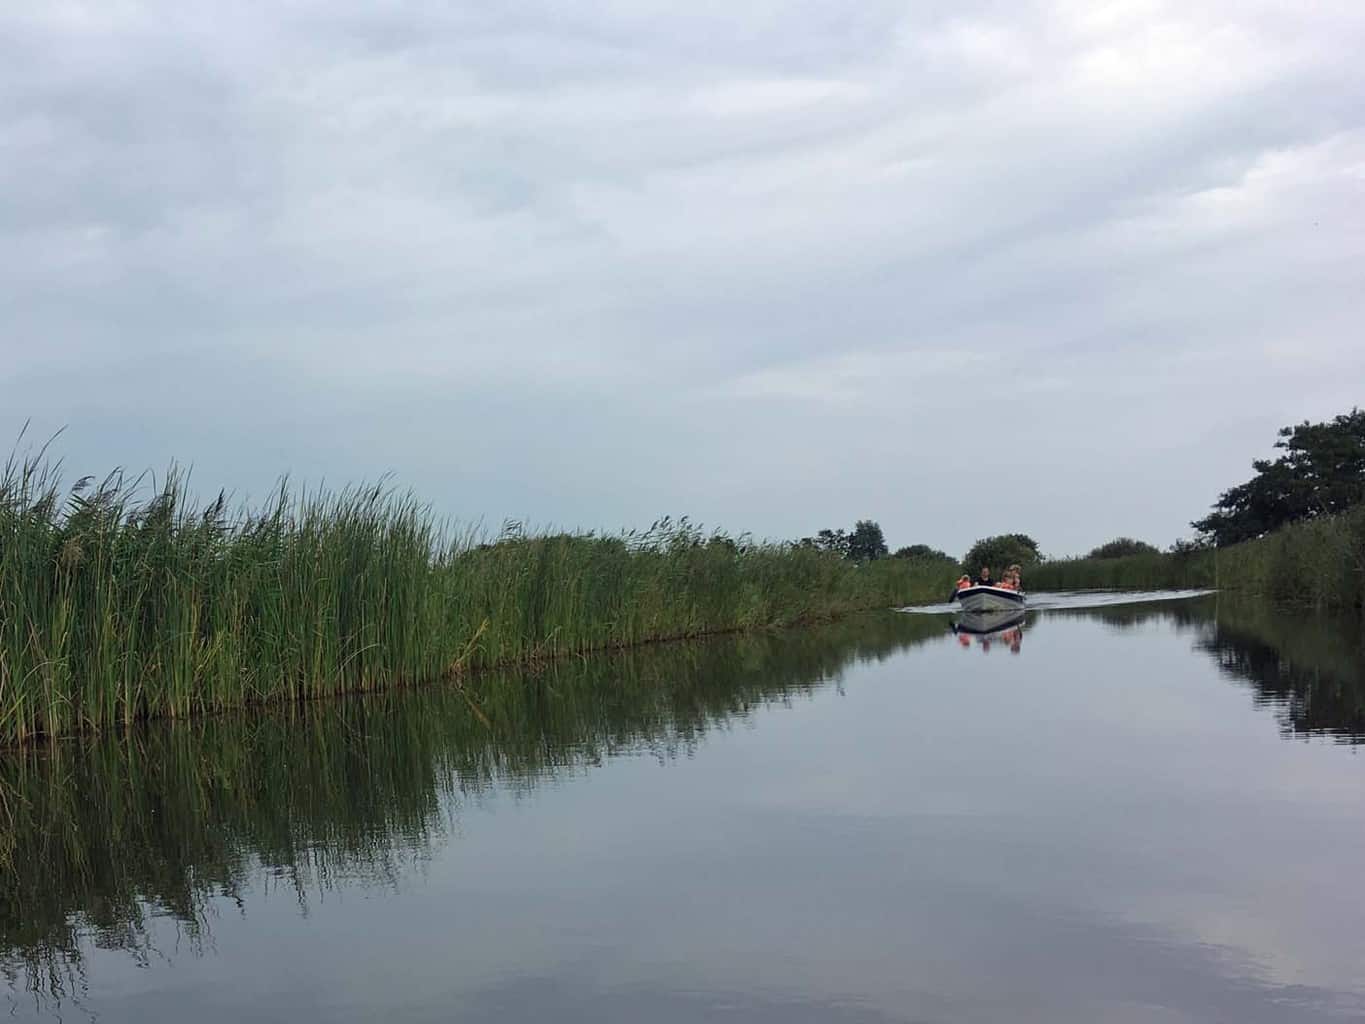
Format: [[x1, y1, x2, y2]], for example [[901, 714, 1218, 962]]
[[952, 584, 1026, 613]]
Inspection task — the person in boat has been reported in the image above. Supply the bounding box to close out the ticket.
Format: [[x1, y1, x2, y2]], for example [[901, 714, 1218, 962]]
[[1006, 564, 1023, 590], [974, 566, 994, 587]]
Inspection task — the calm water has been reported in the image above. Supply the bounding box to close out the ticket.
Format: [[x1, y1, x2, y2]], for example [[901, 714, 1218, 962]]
[[4, 593, 1364, 1023]]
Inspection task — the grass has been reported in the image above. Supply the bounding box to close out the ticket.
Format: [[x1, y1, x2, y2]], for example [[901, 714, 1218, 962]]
[[1026, 504, 1365, 611], [0, 451, 956, 744]]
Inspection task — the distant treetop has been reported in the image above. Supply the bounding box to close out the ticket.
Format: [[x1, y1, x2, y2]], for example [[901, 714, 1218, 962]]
[[962, 534, 1041, 571], [892, 544, 953, 562], [1086, 538, 1160, 559], [798, 519, 888, 562]]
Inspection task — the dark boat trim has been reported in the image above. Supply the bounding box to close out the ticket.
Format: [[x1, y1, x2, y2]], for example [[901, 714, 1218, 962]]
[[951, 585, 1026, 606]]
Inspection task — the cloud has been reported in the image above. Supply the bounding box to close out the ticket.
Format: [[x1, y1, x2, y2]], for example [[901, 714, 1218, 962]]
[[2, 0, 1362, 553], [709, 349, 989, 404]]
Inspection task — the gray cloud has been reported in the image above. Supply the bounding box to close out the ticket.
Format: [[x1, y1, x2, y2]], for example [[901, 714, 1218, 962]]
[[3, 0, 1363, 555]]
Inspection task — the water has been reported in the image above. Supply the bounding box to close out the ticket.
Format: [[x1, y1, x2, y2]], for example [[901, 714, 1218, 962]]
[[4, 593, 1364, 1022]]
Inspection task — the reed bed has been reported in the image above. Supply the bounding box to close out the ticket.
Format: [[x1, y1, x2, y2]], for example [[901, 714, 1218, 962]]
[[1025, 550, 1216, 592], [1027, 505, 1365, 611], [0, 453, 954, 744]]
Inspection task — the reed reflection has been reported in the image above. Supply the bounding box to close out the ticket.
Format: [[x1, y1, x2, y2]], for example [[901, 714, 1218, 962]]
[[0, 613, 945, 1005]]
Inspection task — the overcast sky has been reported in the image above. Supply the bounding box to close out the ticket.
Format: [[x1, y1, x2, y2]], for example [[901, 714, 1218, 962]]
[[2, 1, 1362, 556]]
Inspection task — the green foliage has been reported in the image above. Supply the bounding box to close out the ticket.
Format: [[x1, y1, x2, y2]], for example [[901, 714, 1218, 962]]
[[800, 519, 888, 562], [1026, 551, 1214, 592], [1211, 503, 1365, 609], [1086, 538, 1161, 559], [0, 455, 957, 744], [1027, 504, 1365, 612], [800, 528, 849, 557], [892, 544, 953, 562], [962, 533, 1041, 573], [1169, 536, 1213, 556], [1193, 408, 1365, 546], [847, 519, 888, 562]]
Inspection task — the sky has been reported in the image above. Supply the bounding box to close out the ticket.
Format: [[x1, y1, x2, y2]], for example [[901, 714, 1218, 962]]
[[2, 1, 1363, 558]]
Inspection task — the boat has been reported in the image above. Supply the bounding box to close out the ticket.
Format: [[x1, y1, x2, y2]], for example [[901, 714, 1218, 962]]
[[951, 607, 1026, 637], [951, 584, 1026, 613]]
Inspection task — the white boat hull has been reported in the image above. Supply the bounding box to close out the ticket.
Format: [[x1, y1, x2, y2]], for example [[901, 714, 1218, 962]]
[[954, 586, 1026, 613]]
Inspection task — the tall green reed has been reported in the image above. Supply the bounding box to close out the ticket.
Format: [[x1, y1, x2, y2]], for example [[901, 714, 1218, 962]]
[[0, 454, 954, 744]]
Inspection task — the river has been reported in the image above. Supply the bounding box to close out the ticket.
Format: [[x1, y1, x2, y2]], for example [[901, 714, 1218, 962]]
[[3, 592, 1363, 1022]]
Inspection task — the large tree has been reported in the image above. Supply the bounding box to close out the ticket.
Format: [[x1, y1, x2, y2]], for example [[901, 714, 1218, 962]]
[[1193, 409, 1365, 546], [799, 520, 888, 562], [847, 520, 888, 562], [962, 534, 1041, 572]]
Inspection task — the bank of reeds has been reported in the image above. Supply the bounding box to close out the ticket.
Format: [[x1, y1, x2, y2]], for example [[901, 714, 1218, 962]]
[[1025, 549, 1215, 592], [0, 453, 955, 744], [1027, 505, 1365, 611]]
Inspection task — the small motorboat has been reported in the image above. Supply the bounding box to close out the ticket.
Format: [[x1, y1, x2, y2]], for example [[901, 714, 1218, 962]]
[[951, 585, 1026, 613]]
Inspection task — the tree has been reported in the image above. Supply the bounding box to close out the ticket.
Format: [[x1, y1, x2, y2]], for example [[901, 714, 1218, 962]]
[[1086, 538, 1160, 559], [892, 543, 952, 562], [799, 528, 849, 558], [1193, 409, 1365, 546], [962, 534, 1041, 572], [1168, 535, 1212, 560], [798, 520, 888, 561], [847, 520, 888, 562]]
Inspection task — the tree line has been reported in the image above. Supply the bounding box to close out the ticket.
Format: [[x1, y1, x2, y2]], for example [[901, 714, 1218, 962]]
[[800, 408, 1365, 568], [797, 521, 953, 564]]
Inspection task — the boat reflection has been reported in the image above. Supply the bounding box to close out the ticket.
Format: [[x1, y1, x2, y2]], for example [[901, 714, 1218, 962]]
[[952, 608, 1027, 654]]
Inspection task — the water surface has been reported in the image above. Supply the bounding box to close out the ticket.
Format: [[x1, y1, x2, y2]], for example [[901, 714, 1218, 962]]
[[4, 593, 1364, 1022]]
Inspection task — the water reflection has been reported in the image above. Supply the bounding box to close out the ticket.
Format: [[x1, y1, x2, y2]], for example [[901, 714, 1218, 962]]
[[3, 596, 1363, 1018], [1044, 594, 1365, 743], [951, 609, 1027, 654], [0, 614, 945, 1004], [1197, 600, 1365, 743]]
